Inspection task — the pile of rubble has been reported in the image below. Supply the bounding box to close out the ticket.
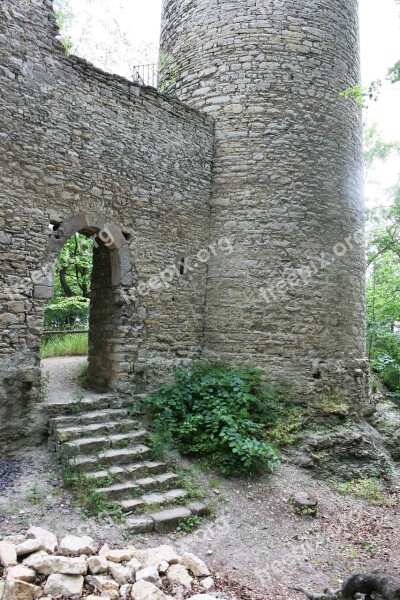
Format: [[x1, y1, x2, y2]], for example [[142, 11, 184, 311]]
[[0, 527, 217, 600]]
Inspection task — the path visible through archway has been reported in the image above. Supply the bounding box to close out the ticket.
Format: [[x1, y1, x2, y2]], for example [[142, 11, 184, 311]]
[[41, 356, 96, 404]]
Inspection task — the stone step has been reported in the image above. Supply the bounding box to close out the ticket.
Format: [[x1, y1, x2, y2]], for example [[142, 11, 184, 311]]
[[96, 481, 141, 501], [95, 472, 178, 501], [120, 488, 187, 513], [84, 461, 168, 482], [126, 502, 210, 534], [53, 419, 141, 443], [67, 445, 152, 471], [62, 430, 148, 456], [49, 408, 132, 430]]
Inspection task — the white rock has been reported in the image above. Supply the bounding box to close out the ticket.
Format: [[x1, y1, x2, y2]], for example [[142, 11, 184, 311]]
[[188, 596, 216, 600], [4, 578, 42, 600], [136, 566, 161, 587], [181, 553, 210, 577], [107, 562, 133, 585], [4, 535, 25, 545], [27, 527, 58, 553], [167, 564, 193, 589], [158, 560, 169, 574], [201, 577, 214, 591], [105, 548, 137, 563], [0, 541, 17, 567], [131, 580, 172, 600], [128, 557, 141, 576], [134, 545, 180, 570], [59, 534, 98, 556], [6, 564, 36, 583], [44, 574, 84, 599], [0, 581, 4, 600], [120, 583, 132, 599], [88, 555, 108, 574], [85, 575, 120, 593], [99, 543, 110, 556], [102, 591, 119, 600], [22, 550, 48, 567], [25, 554, 87, 575], [15, 539, 45, 557]]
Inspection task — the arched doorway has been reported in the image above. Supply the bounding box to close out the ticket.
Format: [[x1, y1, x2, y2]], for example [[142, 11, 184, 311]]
[[34, 212, 134, 392]]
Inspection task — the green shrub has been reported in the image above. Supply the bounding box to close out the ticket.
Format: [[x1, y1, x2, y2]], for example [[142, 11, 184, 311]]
[[44, 296, 89, 331], [141, 363, 282, 475]]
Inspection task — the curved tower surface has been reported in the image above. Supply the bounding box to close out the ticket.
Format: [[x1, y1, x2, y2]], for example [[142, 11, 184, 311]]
[[160, 0, 369, 411]]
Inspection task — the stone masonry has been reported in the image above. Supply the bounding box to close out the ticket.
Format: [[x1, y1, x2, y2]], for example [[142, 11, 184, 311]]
[[0, 0, 369, 454], [160, 0, 370, 415]]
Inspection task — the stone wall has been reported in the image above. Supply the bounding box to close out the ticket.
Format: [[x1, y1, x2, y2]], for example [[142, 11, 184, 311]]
[[0, 0, 214, 453], [160, 0, 371, 415]]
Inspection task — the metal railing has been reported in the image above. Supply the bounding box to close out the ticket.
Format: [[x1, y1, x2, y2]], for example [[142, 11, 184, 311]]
[[132, 64, 158, 88]]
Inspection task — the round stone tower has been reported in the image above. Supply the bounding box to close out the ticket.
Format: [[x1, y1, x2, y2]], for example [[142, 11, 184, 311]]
[[160, 0, 370, 413]]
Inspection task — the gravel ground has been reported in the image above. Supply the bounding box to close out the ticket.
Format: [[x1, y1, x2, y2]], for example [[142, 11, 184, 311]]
[[0, 447, 398, 600], [1, 357, 396, 599]]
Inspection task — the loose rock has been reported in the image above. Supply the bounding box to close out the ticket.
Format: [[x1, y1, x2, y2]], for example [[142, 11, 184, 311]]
[[27, 527, 58, 553], [59, 534, 98, 556], [181, 553, 210, 577], [167, 564, 193, 589], [44, 573, 84, 599]]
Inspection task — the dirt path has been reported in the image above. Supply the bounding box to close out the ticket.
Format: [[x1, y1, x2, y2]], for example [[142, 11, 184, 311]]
[[2, 357, 399, 599]]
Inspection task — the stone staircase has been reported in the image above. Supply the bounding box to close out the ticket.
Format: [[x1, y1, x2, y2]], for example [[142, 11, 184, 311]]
[[47, 394, 208, 533]]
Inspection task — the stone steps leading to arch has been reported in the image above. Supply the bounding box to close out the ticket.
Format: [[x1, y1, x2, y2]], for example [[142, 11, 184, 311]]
[[48, 395, 208, 533]]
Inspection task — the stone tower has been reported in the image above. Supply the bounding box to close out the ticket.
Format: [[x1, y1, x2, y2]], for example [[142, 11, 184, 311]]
[[160, 0, 370, 412]]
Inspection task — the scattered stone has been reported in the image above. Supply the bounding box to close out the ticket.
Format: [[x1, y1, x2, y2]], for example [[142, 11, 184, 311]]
[[188, 596, 216, 600], [25, 554, 88, 575], [136, 566, 161, 587], [167, 564, 193, 589], [201, 577, 214, 591], [131, 580, 172, 600], [120, 583, 132, 599], [27, 527, 57, 553], [22, 551, 48, 567], [158, 561, 169, 574], [104, 548, 136, 563], [15, 539, 45, 557], [6, 565, 36, 583], [289, 491, 318, 516], [44, 573, 84, 599], [85, 574, 120, 593], [102, 592, 119, 600], [4, 536, 25, 545], [128, 557, 141, 576], [4, 578, 42, 600], [181, 553, 210, 577], [107, 562, 133, 585], [0, 581, 4, 600], [59, 534, 98, 556], [0, 541, 17, 567], [88, 555, 108, 574]]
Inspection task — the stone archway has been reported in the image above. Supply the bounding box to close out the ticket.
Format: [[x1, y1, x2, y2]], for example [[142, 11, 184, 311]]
[[33, 212, 134, 391]]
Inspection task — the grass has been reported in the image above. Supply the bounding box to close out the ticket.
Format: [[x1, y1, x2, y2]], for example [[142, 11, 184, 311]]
[[41, 333, 88, 358], [332, 477, 395, 506]]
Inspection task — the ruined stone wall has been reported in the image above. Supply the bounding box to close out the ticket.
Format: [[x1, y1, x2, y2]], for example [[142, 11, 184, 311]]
[[0, 0, 214, 453], [160, 0, 370, 414]]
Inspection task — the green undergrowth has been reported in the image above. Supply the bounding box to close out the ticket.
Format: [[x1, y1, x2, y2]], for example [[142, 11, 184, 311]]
[[41, 333, 88, 358], [140, 362, 303, 476], [331, 477, 395, 506]]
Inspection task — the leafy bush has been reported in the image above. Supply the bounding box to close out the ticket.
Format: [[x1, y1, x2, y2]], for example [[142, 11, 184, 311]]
[[44, 296, 89, 331], [142, 363, 283, 475]]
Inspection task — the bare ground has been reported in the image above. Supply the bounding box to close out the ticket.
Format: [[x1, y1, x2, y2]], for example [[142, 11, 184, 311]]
[[0, 357, 398, 599]]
